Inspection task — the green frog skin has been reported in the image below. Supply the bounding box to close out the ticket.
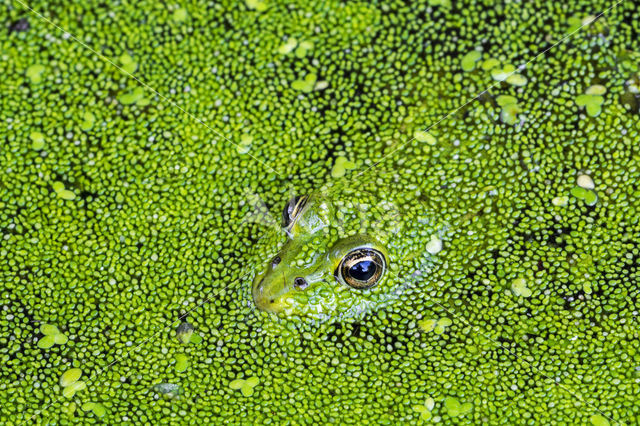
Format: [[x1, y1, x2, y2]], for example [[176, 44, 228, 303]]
[[251, 142, 507, 321]]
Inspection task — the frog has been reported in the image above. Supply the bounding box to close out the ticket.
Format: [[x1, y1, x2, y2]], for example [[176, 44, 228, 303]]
[[250, 141, 505, 321]]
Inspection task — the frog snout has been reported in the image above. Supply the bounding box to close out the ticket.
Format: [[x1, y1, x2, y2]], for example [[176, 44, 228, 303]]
[[252, 263, 311, 313], [252, 269, 294, 313]]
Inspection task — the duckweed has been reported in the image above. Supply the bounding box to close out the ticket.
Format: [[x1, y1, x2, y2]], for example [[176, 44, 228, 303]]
[[119, 53, 137, 74], [81, 402, 107, 418], [497, 95, 522, 125], [590, 414, 611, 426], [425, 235, 443, 255], [172, 8, 188, 23], [577, 174, 595, 189], [2, 0, 639, 424], [153, 383, 182, 399], [278, 38, 298, 55], [29, 131, 45, 150], [40, 324, 59, 335], [444, 397, 473, 418], [461, 50, 482, 72], [25, 64, 45, 83], [175, 322, 194, 345], [62, 381, 87, 399], [37, 335, 55, 349], [576, 90, 605, 117], [413, 130, 437, 145], [511, 278, 533, 298], [79, 112, 96, 131], [174, 354, 189, 373], [60, 368, 82, 387], [291, 73, 318, 92], [331, 156, 356, 178], [229, 376, 260, 397]]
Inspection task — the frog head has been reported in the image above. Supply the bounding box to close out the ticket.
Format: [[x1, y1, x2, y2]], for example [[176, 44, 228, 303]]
[[251, 183, 444, 321]]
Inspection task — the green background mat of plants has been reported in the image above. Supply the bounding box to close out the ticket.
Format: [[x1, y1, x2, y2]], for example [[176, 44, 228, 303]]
[[1, 0, 639, 424]]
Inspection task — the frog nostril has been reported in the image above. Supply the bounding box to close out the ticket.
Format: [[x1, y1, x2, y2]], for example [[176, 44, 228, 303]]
[[293, 277, 308, 291], [271, 255, 281, 268]]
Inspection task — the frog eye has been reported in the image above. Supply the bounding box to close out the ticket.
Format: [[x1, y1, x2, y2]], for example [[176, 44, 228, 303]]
[[335, 248, 386, 289], [282, 194, 308, 228]]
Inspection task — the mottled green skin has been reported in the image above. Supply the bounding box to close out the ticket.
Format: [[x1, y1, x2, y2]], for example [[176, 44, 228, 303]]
[[251, 146, 495, 321], [2, 0, 640, 424]]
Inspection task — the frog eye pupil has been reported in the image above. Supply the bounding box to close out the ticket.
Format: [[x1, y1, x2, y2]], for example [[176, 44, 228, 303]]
[[348, 260, 375, 282]]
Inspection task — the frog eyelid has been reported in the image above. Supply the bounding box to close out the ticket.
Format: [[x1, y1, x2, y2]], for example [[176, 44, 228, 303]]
[[283, 194, 310, 231]]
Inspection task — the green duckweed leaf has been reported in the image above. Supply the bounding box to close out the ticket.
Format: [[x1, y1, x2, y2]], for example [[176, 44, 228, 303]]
[[40, 324, 59, 335], [425, 397, 435, 411], [240, 383, 255, 396], [461, 50, 482, 72], [175, 354, 189, 373], [246, 0, 267, 11], [511, 278, 532, 297], [444, 396, 461, 417], [291, 79, 314, 92], [418, 319, 437, 332], [119, 53, 137, 73], [496, 95, 517, 106], [438, 317, 452, 327], [425, 235, 443, 254], [331, 156, 356, 178], [567, 16, 582, 33], [62, 380, 86, 398], [506, 73, 527, 86], [584, 190, 598, 206], [413, 405, 428, 414], [278, 38, 298, 54], [229, 379, 245, 390], [575, 94, 591, 106], [571, 186, 588, 199], [414, 130, 437, 145], [30, 132, 46, 150], [118, 87, 147, 105], [245, 376, 259, 387], [37, 335, 55, 349], [52, 181, 65, 193], [54, 333, 68, 344], [58, 189, 76, 200], [586, 103, 601, 117], [589, 414, 610, 426], [481, 58, 500, 71], [295, 41, 314, 58], [491, 64, 516, 81], [81, 402, 95, 411], [173, 8, 188, 22], [552, 196, 569, 206], [500, 103, 521, 125], [60, 368, 82, 387], [26, 64, 45, 83], [80, 112, 96, 131], [586, 84, 606, 95], [91, 403, 107, 418]]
